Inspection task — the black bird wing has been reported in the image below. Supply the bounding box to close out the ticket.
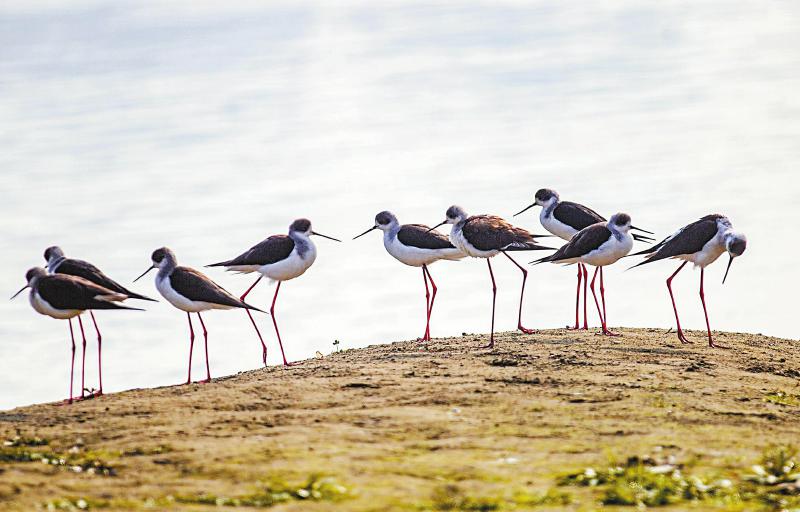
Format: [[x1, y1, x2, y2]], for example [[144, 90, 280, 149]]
[[629, 215, 721, 268], [56, 258, 156, 301], [208, 235, 295, 267], [535, 223, 611, 263], [38, 275, 143, 311], [463, 215, 551, 252], [397, 224, 456, 250], [553, 201, 605, 230], [170, 267, 264, 312]]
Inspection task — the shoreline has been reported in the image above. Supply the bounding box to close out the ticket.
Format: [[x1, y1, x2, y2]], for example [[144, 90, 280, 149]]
[[1, 328, 799, 510]]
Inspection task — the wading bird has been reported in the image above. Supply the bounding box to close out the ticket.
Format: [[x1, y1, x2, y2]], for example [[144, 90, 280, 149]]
[[11, 268, 141, 403], [44, 246, 155, 396], [514, 189, 653, 330], [429, 205, 552, 348], [353, 211, 465, 341], [629, 214, 746, 348], [207, 219, 340, 366], [533, 213, 635, 336], [135, 248, 264, 384]]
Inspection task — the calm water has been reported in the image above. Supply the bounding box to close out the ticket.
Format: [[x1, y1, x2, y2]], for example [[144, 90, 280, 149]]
[[1, 1, 798, 409]]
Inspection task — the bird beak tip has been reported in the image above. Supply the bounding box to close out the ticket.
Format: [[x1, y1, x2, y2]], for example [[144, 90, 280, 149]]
[[9, 285, 29, 300], [722, 256, 734, 284]]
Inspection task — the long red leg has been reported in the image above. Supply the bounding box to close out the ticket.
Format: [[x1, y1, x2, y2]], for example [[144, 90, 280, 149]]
[[270, 282, 294, 366], [567, 264, 582, 330], [666, 261, 690, 344], [480, 259, 498, 349], [598, 267, 620, 336], [581, 264, 589, 329], [77, 315, 87, 398], [424, 265, 438, 340], [89, 311, 103, 395], [240, 276, 268, 367], [699, 268, 726, 349], [67, 319, 76, 404], [197, 312, 211, 382], [589, 266, 603, 326], [418, 266, 431, 341], [185, 312, 195, 384], [502, 251, 536, 334]]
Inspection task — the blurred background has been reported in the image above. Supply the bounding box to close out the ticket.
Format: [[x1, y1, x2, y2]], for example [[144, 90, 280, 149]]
[[1, 1, 798, 409]]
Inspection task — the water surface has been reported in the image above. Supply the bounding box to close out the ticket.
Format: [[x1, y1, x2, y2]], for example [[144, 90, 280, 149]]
[[1, 1, 798, 409]]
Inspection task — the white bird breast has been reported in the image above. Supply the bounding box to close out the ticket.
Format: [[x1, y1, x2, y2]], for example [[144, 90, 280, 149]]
[[30, 291, 82, 319], [580, 233, 634, 267], [383, 236, 463, 267], [540, 211, 579, 241], [257, 246, 317, 281], [155, 275, 234, 313], [450, 227, 498, 259]]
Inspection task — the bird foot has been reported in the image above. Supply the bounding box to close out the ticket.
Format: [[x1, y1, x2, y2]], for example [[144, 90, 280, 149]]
[[82, 388, 101, 399], [517, 326, 537, 335], [282, 360, 302, 367], [479, 340, 495, 350], [677, 332, 692, 344], [596, 329, 622, 337], [709, 341, 729, 350], [199, 378, 212, 384]]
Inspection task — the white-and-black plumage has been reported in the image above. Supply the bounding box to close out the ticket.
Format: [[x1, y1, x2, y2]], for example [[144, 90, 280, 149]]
[[42, 246, 156, 397], [45, 246, 155, 301], [207, 219, 340, 367], [353, 211, 465, 341], [515, 188, 655, 242], [534, 213, 635, 336], [629, 214, 747, 347], [135, 247, 263, 384], [515, 189, 654, 330], [429, 205, 552, 348], [11, 267, 141, 403]]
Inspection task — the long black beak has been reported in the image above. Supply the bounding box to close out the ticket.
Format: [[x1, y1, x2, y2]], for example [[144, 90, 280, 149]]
[[722, 255, 734, 284], [631, 225, 655, 235], [10, 284, 29, 300], [133, 265, 156, 283], [632, 233, 656, 243], [513, 203, 537, 217], [311, 231, 341, 242], [353, 226, 377, 240], [426, 221, 447, 233]]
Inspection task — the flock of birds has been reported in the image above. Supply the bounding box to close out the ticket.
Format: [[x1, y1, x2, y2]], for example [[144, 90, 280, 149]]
[[12, 188, 747, 404]]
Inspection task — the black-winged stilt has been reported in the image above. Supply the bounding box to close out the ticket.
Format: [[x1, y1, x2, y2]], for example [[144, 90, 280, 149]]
[[514, 189, 653, 330], [134, 247, 264, 384], [207, 219, 340, 366], [11, 268, 141, 403], [629, 214, 746, 348], [44, 245, 155, 397], [533, 213, 635, 336], [429, 205, 552, 348], [353, 211, 465, 341]]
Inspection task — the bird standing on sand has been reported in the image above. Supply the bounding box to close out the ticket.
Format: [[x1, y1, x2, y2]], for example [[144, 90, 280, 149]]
[[629, 214, 746, 348], [533, 213, 635, 336], [428, 205, 552, 348], [11, 268, 141, 403], [353, 211, 465, 341], [514, 189, 654, 330], [134, 248, 264, 384], [207, 219, 340, 366], [44, 246, 155, 397]]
